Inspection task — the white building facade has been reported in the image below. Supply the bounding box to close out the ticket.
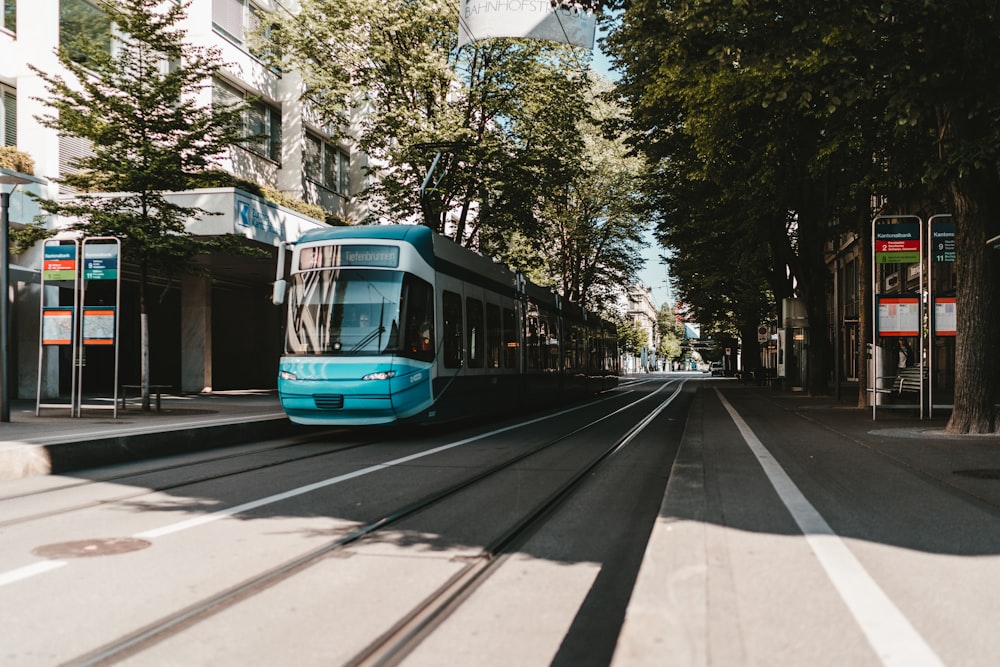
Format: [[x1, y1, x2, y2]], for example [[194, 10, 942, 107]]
[[0, 0, 368, 399], [624, 283, 659, 372]]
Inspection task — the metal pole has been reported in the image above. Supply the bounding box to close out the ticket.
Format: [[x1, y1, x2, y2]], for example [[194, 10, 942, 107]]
[[1, 190, 10, 422]]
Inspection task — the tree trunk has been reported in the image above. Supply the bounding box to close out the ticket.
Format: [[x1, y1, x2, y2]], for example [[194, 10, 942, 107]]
[[796, 205, 833, 396], [739, 323, 761, 379], [945, 174, 1000, 433], [856, 207, 873, 409], [140, 265, 151, 412]]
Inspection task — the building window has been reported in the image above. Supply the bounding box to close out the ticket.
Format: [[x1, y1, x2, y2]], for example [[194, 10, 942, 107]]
[[304, 132, 348, 195], [214, 78, 281, 163], [4, 0, 15, 33], [213, 0, 276, 61], [247, 99, 281, 162], [60, 0, 112, 66], [212, 0, 246, 42], [1, 85, 15, 147], [339, 150, 350, 196]]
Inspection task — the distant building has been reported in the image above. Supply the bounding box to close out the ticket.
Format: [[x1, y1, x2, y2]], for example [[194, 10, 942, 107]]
[[624, 283, 658, 371]]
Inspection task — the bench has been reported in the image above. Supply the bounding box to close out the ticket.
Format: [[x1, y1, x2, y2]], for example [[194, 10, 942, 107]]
[[120, 384, 171, 411], [894, 367, 926, 395]]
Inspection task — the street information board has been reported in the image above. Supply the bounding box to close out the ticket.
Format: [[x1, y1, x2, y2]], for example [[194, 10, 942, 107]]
[[41, 308, 73, 345], [933, 296, 957, 336], [876, 296, 921, 337], [930, 220, 955, 263], [82, 308, 116, 345], [83, 243, 119, 280], [42, 245, 77, 281], [875, 222, 921, 264]]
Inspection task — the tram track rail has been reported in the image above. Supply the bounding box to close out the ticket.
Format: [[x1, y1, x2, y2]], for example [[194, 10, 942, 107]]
[[0, 388, 643, 527], [347, 382, 683, 667], [61, 380, 685, 667], [0, 434, 378, 528]]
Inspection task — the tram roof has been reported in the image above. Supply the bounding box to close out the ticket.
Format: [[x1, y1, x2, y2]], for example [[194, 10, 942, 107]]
[[295, 224, 436, 265]]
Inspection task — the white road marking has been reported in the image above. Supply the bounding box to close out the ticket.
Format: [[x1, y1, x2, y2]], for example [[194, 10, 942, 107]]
[[0, 560, 67, 587], [716, 389, 944, 667], [136, 385, 671, 539], [0, 382, 670, 589]]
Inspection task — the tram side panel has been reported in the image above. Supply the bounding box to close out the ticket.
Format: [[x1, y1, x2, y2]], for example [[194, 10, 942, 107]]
[[430, 274, 524, 421]]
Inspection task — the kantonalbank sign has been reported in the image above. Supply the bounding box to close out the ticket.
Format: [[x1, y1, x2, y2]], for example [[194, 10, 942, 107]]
[[875, 222, 921, 264]]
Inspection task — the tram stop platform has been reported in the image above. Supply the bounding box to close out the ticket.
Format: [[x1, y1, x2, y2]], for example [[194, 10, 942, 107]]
[[0, 390, 299, 480]]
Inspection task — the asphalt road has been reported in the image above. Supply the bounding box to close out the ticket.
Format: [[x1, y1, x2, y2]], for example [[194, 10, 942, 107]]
[[4, 376, 1000, 666]]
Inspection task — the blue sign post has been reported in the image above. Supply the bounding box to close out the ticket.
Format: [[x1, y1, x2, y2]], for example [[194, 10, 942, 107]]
[[36, 237, 122, 417], [77, 238, 122, 416]]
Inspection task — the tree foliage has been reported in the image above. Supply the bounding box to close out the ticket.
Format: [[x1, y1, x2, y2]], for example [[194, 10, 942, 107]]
[[604, 1, 999, 431], [31, 0, 250, 407], [616, 317, 647, 357], [272, 1, 647, 317], [498, 78, 648, 314]]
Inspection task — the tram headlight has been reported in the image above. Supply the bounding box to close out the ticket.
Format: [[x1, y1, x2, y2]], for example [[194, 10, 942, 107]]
[[279, 370, 298, 381], [362, 370, 396, 381]]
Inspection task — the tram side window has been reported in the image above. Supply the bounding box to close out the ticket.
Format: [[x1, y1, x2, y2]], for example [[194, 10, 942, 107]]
[[565, 324, 579, 370], [541, 317, 558, 371], [542, 319, 560, 371], [400, 275, 434, 362], [466, 297, 485, 368], [442, 290, 463, 368], [526, 314, 540, 370], [589, 329, 597, 371], [486, 303, 501, 368], [503, 308, 518, 369]]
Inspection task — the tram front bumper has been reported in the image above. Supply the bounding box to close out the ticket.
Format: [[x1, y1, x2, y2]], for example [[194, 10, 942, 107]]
[[276, 360, 432, 425]]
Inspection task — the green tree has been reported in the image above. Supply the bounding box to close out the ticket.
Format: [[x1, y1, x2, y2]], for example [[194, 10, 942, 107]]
[[874, 2, 1000, 434], [31, 0, 248, 410], [273, 1, 645, 313], [272, 3, 574, 234], [606, 1, 999, 431], [499, 77, 648, 315], [656, 303, 683, 364], [617, 317, 647, 362], [606, 0, 879, 396]]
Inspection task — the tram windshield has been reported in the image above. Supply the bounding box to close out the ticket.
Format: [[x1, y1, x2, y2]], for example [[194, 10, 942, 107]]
[[286, 268, 435, 361]]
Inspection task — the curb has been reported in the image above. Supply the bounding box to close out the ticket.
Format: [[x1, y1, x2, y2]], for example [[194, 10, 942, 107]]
[[1, 416, 304, 480]]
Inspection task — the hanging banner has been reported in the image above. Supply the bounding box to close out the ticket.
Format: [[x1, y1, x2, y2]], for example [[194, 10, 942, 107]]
[[457, 0, 597, 49]]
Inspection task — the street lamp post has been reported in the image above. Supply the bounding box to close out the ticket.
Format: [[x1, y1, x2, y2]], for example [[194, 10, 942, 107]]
[[0, 174, 32, 422]]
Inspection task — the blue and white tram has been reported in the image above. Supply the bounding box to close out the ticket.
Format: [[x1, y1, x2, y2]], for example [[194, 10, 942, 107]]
[[272, 225, 618, 425]]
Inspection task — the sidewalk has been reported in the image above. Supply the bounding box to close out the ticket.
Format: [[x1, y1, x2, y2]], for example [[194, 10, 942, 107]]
[[0, 390, 298, 480], [614, 381, 1000, 666]]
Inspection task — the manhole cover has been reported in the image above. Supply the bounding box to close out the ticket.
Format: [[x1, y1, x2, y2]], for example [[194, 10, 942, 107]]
[[32, 537, 151, 559], [954, 469, 1000, 480]]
